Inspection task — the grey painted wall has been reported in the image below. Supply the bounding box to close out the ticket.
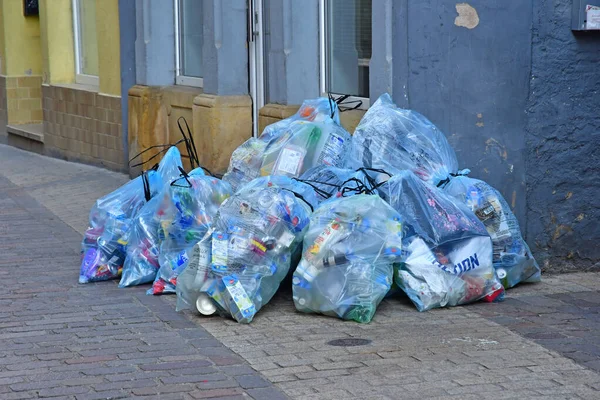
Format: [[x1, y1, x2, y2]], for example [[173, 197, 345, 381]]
[[525, 0, 600, 271], [383, 0, 600, 271], [390, 1, 532, 225]]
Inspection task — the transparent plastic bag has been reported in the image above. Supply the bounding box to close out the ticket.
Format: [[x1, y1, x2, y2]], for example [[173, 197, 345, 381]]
[[444, 174, 541, 288], [155, 146, 185, 186], [176, 176, 316, 323], [80, 146, 183, 285], [350, 93, 458, 187], [149, 170, 232, 295], [118, 190, 167, 288], [79, 171, 162, 283], [293, 194, 403, 323], [378, 170, 504, 311], [223, 98, 348, 191]]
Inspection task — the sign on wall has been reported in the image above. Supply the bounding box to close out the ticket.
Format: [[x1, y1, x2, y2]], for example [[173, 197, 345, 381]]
[[587, 5, 600, 29]]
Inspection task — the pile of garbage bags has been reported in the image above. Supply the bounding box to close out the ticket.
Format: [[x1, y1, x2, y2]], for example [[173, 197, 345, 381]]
[[79, 94, 540, 325]]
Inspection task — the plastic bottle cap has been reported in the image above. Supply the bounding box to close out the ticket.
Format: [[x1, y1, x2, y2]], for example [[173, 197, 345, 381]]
[[196, 293, 217, 316], [298, 298, 306, 306], [497, 268, 507, 279]]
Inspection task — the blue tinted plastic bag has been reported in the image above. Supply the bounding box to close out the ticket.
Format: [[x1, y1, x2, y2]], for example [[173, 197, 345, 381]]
[[149, 170, 232, 295], [155, 146, 185, 186], [118, 190, 168, 288], [293, 194, 403, 323], [79, 171, 162, 283], [176, 176, 316, 323], [223, 98, 349, 191], [378, 171, 504, 311], [79, 146, 183, 284], [350, 93, 458, 187], [444, 174, 541, 288]]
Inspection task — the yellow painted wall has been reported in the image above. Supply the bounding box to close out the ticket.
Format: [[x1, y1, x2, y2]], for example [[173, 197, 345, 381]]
[[96, 0, 121, 96], [0, 2, 6, 75], [0, 0, 43, 76], [39, 0, 75, 84]]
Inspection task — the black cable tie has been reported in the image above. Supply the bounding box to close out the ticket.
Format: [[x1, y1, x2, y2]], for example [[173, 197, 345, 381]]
[[170, 166, 193, 188], [177, 117, 200, 170], [142, 171, 152, 202], [282, 188, 314, 212]]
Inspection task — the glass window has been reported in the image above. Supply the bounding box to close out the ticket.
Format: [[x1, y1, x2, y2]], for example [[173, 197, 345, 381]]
[[73, 0, 99, 82], [176, 0, 204, 85], [326, 0, 371, 99]]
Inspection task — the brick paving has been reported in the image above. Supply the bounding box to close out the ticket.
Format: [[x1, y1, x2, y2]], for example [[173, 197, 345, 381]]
[[2, 144, 600, 399], [0, 146, 287, 400]]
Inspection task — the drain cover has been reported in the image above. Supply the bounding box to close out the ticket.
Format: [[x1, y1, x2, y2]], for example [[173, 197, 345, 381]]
[[327, 338, 372, 347]]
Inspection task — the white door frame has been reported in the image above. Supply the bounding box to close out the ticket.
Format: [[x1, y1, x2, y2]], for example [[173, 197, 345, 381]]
[[248, 0, 265, 138]]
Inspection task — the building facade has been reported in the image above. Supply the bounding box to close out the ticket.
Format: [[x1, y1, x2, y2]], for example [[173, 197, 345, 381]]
[[0, 0, 599, 271], [0, 0, 123, 170]]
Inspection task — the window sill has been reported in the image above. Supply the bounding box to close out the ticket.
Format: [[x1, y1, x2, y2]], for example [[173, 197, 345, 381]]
[[47, 82, 99, 93]]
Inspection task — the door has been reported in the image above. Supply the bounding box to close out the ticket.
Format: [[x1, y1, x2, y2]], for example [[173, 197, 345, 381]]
[[248, 0, 265, 138]]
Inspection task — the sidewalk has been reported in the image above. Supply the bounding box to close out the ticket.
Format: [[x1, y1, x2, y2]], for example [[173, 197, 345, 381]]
[[1, 144, 600, 400]]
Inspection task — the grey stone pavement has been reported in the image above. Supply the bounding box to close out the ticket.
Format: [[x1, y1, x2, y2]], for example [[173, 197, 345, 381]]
[[1, 143, 600, 400]]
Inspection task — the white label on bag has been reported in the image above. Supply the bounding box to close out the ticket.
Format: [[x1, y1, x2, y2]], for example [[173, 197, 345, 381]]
[[223, 276, 255, 318], [277, 148, 304, 175], [320, 133, 345, 165]]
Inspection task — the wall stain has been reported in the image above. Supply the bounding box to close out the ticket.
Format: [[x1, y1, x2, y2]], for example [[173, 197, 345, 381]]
[[485, 138, 508, 160], [454, 3, 479, 29], [552, 224, 573, 242], [565, 192, 573, 200]]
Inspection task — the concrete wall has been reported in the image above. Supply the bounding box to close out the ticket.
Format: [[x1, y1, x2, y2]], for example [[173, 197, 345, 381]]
[[525, 0, 600, 271], [383, 0, 600, 272]]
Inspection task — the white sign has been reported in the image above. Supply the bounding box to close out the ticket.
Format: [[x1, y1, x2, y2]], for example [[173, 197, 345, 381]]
[[587, 5, 600, 30]]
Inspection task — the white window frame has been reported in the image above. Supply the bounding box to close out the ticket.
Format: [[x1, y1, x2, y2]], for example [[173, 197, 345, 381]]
[[318, 0, 370, 110], [72, 0, 99, 87], [174, 0, 204, 87]]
